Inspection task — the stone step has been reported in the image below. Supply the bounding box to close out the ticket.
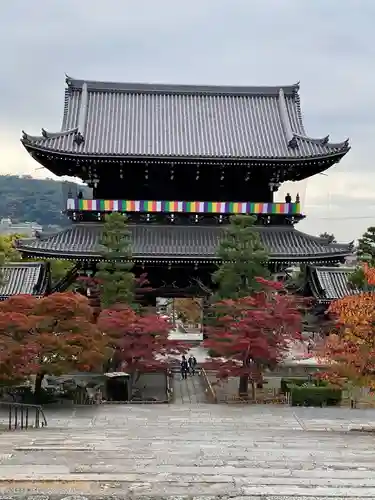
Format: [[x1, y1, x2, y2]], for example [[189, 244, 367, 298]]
[[1, 405, 375, 498]]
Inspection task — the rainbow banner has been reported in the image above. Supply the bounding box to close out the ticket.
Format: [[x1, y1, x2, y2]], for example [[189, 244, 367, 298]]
[[67, 199, 301, 215]]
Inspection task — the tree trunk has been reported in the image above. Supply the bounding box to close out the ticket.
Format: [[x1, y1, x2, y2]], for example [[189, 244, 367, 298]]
[[251, 380, 256, 400], [34, 372, 45, 404], [238, 375, 249, 398]]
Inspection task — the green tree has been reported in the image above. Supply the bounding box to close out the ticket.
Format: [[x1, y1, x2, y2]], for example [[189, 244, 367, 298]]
[[48, 260, 75, 285], [348, 266, 365, 290], [212, 215, 269, 300], [347, 227, 375, 290], [0, 234, 23, 262], [357, 227, 375, 264], [0, 234, 74, 286], [319, 232, 336, 244], [96, 213, 135, 308]]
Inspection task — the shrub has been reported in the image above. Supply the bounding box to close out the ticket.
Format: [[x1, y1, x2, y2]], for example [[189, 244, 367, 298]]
[[289, 385, 342, 407], [280, 377, 327, 394]]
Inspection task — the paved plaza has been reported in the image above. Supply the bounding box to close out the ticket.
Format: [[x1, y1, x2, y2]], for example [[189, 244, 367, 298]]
[[1, 404, 375, 499]]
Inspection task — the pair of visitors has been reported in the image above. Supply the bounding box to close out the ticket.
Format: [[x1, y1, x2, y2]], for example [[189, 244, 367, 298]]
[[180, 355, 198, 379]]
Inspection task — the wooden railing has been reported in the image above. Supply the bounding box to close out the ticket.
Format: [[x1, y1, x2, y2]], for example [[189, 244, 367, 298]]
[[0, 402, 47, 431], [200, 368, 217, 403]]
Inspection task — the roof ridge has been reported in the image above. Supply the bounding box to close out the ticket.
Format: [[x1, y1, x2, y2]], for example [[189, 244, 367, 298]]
[[293, 228, 352, 249], [65, 74, 300, 97], [314, 266, 355, 273], [1, 261, 44, 268]]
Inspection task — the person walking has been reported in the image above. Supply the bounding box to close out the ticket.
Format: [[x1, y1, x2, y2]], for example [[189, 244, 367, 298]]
[[180, 355, 189, 380], [188, 355, 197, 375]]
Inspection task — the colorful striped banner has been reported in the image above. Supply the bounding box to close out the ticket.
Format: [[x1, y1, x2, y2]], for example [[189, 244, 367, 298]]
[[67, 199, 301, 215]]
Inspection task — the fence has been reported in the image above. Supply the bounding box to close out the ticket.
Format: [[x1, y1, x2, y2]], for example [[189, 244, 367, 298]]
[[0, 402, 47, 431]]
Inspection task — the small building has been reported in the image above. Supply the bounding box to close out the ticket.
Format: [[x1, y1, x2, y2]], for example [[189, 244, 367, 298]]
[[0, 219, 42, 237], [306, 265, 358, 304], [0, 262, 51, 300], [17, 76, 353, 301]]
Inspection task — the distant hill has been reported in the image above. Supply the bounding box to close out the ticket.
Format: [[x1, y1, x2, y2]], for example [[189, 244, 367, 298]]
[[0, 175, 90, 227]]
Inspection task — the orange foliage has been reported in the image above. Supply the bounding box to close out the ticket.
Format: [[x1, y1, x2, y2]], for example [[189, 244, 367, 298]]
[[174, 298, 202, 324], [329, 292, 375, 329], [322, 286, 375, 389], [363, 262, 375, 286]]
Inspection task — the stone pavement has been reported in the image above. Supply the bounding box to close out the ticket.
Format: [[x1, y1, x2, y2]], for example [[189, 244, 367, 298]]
[[1, 405, 375, 498], [172, 373, 206, 403]]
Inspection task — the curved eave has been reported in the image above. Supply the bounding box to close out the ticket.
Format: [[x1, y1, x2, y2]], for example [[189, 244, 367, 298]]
[[21, 141, 350, 163], [22, 128, 78, 143], [294, 134, 350, 153]]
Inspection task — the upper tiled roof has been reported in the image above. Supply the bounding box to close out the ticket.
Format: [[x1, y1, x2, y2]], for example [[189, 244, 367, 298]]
[[307, 265, 358, 302], [15, 223, 352, 263], [21, 77, 350, 160], [0, 262, 49, 299]]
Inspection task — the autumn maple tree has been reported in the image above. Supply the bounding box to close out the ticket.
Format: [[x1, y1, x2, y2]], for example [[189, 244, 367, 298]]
[[173, 298, 203, 325], [97, 305, 185, 396], [204, 278, 304, 397], [321, 264, 375, 390], [0, 292, 106, 401]]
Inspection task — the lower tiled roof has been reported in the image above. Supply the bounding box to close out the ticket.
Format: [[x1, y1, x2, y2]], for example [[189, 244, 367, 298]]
[[0, 262, 50, 299], [15, 223, 352, 263], [307, 265, 358, 302]]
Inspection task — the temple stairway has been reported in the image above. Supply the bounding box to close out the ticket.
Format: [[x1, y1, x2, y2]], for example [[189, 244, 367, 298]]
[[172, 371, 207, 404], [1, 405, 375, 498]]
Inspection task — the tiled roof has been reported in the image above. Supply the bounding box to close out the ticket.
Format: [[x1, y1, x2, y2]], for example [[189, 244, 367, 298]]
[[0, 262, 49, 299], [15, 224, 352, 263], [21, 77, 350, 160], [307, 265, 358, 302]]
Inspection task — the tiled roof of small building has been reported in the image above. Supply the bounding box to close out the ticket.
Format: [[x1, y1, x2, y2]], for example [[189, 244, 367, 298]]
[[21, 77, 350, 160], [15, 224, 352, 263], [307, 265, 358, 302], [0, 262, 50, 299]]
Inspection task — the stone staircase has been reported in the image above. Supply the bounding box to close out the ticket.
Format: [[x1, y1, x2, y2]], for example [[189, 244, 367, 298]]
[[1, 405, 375, 498], [172, 372, 207, 403]]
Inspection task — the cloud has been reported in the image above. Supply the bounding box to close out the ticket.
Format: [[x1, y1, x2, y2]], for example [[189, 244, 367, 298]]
[[0, 0, 374, 240]]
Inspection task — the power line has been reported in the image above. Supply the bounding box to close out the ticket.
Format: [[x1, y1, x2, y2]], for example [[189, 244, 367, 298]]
[[306, 215, 375, 221]]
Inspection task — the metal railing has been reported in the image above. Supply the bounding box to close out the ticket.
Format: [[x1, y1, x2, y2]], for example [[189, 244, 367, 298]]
[[0, 402, 47, 431]]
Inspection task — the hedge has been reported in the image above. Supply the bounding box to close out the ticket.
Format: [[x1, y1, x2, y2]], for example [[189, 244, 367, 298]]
[[288, 385, 342, 407], [280, 377, 327, 394], [281, 377, 310, 394]]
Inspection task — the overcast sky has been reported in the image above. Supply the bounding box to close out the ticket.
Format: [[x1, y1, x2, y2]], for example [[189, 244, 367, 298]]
[[0, 0, 374, 242]]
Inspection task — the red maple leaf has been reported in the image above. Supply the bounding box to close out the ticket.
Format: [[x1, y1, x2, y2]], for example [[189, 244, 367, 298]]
[[204, 278, 305, 397]]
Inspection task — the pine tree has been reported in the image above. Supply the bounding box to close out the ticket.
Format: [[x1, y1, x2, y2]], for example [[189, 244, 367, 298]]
[[212, 215, 269, 300], [357, 227, 375, 264], [96, 213, 135, 308]]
